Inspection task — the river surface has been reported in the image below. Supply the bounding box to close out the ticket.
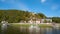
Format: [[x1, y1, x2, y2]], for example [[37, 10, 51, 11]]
[[0, 24, 60, 34]]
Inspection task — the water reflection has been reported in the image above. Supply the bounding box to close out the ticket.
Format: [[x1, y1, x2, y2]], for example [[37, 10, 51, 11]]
[[29, 25, 40, 34], [52, 28, 60, 34], [1, 21, 8, 34], [1, 24, 60, 34], [42, 28, 52, 34], [19, 25, 60, 34]]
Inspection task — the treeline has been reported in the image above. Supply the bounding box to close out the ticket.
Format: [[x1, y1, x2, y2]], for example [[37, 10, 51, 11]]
[[0, 10, 60, 23], [52, 17, 60, 23], [0, 10, 46, 23]]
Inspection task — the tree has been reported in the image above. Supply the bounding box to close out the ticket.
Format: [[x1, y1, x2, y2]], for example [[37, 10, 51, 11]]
[[0, 10, 47, 23], [52, 17, 60, 23], [43, 19, 47, 23], [36, 13, 46, 19]]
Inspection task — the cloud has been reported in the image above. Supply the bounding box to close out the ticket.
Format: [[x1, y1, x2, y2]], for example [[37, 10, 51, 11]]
[[41, 0, 46, 3], [1, 0, 5, 2], [16, 2, 29, 11], [51, 4, 59, 10], [19, 4, 29, 11], [7, 0, 15, 4], [0, 0, 15, 3], [0, 0, 29, 11]]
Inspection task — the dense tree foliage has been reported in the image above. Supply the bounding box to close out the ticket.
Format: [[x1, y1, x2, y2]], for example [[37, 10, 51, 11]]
[[0, 10, 60, 23], [0, 10, 30, 23], [0, 10, 46, 23], [36, 13, 46, 19], [52, 17, 60, 23]]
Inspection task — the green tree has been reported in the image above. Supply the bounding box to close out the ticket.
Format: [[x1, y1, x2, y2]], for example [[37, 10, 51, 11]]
[[52, 17, 60, 23], [43, 19, 47, 23], [0, 10, 47, 23], [36, 13, 46, 19]]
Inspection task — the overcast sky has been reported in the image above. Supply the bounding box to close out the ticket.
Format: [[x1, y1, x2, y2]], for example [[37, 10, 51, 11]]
[[0, 0, 60, 17]]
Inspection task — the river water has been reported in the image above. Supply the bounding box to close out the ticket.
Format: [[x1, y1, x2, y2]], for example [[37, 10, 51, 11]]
[[0, 24, 60, 34]]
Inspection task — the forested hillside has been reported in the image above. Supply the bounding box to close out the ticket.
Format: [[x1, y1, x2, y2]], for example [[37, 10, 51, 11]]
[[0, 10, 60, 23], [0, 10, 46, 23]]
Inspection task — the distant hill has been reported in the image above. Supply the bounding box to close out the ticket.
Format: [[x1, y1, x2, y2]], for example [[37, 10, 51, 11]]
[[0, 10, 60, 23], [0, 10, 46, 23]]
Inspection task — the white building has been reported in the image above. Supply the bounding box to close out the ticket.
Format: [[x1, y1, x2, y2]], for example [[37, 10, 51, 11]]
[[41, 19, 52, 23], [28, 18, 52, 24]]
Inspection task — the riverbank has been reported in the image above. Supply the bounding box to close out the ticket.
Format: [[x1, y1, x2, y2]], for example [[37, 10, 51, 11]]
[[1, 23, 60, 34], [9, 23, 56, 28], [1, 23, 60, 28]]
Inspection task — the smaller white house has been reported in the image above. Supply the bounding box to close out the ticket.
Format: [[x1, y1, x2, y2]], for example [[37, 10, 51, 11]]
[[35, 19, 40, 24]]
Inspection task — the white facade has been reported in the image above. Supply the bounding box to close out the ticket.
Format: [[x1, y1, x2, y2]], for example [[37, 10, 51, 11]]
[[28, 19, 52, 24], [41, 19, 52, 23]]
